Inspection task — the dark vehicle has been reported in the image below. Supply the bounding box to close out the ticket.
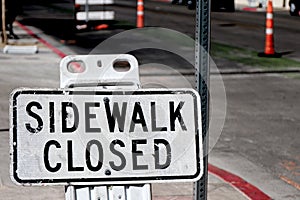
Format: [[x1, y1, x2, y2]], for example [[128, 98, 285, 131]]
[[289, 0, 300, 16]]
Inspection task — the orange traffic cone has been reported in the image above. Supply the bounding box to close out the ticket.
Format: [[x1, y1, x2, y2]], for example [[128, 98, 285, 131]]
[[137, 0, 144, 28], [258, 0, 281, 57]]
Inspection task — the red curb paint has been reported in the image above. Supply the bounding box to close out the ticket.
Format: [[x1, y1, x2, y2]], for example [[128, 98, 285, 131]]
[[243, 7, 258, 11], [15, 21, 67, 58], [208, 164, 272, 200]]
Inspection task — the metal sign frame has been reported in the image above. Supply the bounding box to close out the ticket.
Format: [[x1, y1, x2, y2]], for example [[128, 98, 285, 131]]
[[61, 54, 151, 200]]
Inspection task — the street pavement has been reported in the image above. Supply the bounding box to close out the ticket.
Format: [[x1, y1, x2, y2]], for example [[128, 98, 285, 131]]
[[115, 0, 300, 63], [0, 22, 299, 200]]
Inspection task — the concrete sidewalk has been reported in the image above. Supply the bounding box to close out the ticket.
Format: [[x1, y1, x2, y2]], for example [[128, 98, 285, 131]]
[[0, 23, 268, 200]]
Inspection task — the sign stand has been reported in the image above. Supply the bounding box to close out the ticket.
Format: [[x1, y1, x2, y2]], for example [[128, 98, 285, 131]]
[[60, 55, 151, 200]]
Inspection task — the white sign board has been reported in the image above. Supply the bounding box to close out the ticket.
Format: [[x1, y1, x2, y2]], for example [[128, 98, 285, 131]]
[[10, 89, 203, 185]]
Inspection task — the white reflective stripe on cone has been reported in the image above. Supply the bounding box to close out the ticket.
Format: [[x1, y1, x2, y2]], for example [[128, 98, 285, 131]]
[[266, 28, 273, 34], [266, 13, 273, 19]]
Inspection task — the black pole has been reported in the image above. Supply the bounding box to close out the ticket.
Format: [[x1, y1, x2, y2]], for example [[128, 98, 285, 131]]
[[194, 0, 210, 199]]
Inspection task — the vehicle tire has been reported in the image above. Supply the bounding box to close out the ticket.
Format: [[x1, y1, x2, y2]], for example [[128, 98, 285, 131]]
[[227, 0, 235, 12]]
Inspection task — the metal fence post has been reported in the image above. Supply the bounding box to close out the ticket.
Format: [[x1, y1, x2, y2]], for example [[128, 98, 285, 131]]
[[194, 0, 210, 199]]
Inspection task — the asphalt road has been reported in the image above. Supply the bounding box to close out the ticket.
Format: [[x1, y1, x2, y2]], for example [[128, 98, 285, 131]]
[[211, 10, 300, 61], [20, 1, 300, 64], [18, 0, 300, 197], [21, 0, 300, 61]]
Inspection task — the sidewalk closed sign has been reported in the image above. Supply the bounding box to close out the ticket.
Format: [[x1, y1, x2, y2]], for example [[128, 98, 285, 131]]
[[10, 89, 203, 185]]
